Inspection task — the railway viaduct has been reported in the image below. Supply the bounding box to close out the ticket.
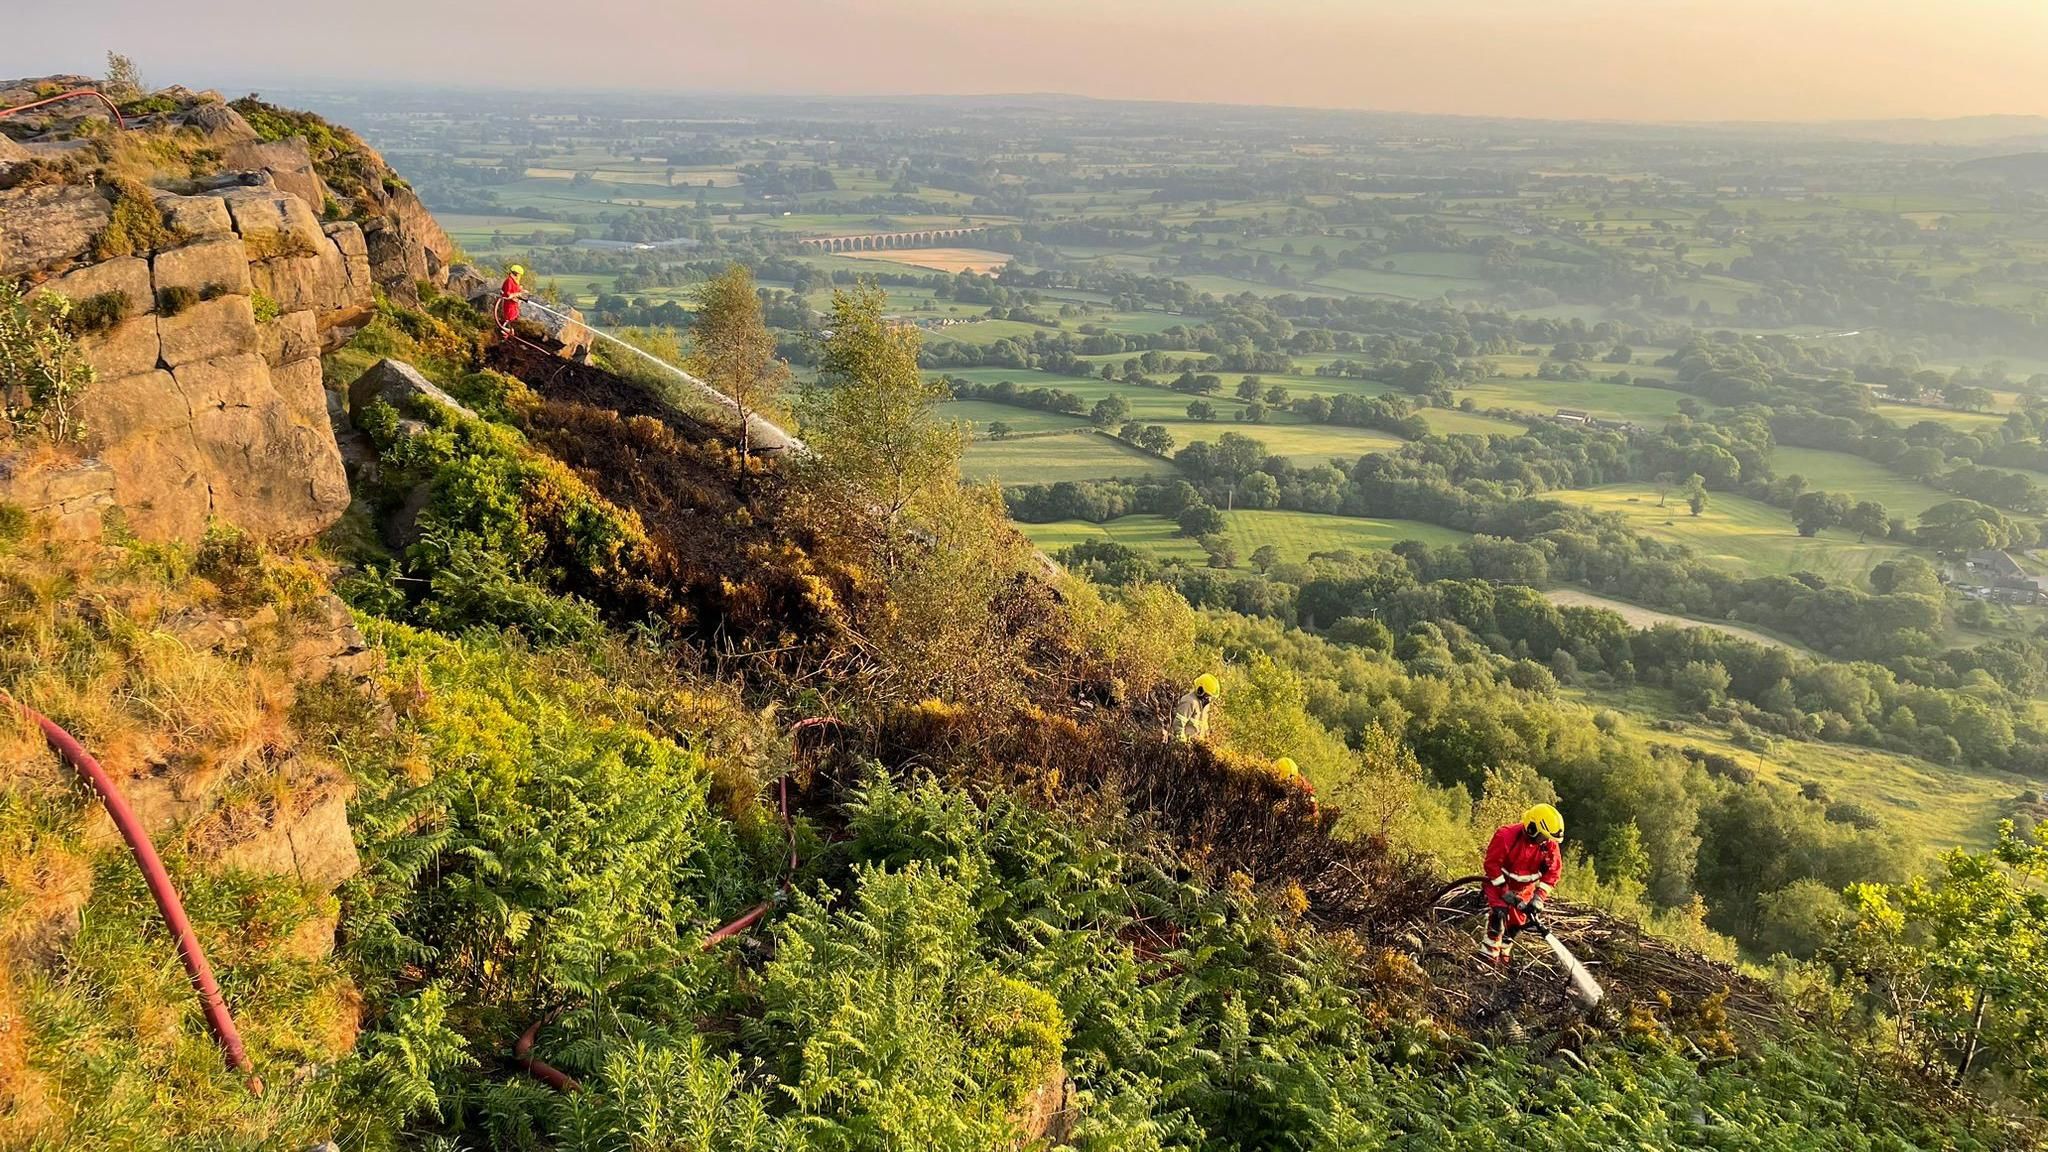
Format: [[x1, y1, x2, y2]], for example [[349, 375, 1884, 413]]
[[795, 226, 991, 252]]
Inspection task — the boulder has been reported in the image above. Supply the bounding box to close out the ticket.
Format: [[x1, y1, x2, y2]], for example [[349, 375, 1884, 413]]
[[221, 138, 332, 211], [362, 218, 424, 303], [286, 593, 381, 685], [0, 458, 116, 540], [95, 428, 213, 542], [153, 236, 252, 297], [348, 357, 471, 424], [444, 262, 492, 303], [0, 184, 109, 276], [386, 185, 454, 271], [152, 191, 235, 239], [221, 188, 325, 259], [26, 256, 160, 378], [261, 308, 320, 367], [180, 100, 257, 144], [312, 234, 358, 314], [27, 254, 152, 318], [1012, 1065, 1075, 1146], [89, 367, 193, 441], [176, 352, 274, 412], [158, 294, 259, 368], [0, 133, 30, 166], [527, 299, 591, 353]]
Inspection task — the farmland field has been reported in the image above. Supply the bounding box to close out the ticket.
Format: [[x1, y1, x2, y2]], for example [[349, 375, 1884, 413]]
[[1456, 378, 1696, 424], [1544, 484, 1915, 584], [1587, 692, 2024, 852], [1769, 446, 1951, 516], [1871, 402, 2009, 430], [962, 431, 1178, 484], [1023, 511, 1467, 566], [844, 247, 1013, 274]]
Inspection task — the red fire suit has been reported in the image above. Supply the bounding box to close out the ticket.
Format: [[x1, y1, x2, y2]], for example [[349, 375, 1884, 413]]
[[498, 274, 523, 329], [1481, 822, 1561, 961]]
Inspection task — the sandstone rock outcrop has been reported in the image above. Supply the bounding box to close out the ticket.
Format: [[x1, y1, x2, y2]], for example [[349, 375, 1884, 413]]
[[0, 186, 109, 276], [1, 171, 371, 543], [222, 138, 333, 211]]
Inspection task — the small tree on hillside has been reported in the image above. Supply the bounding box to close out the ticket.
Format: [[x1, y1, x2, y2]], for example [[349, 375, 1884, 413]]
[[1839, 827, 2048, 1093], [799, 281, 962, 550], [0, 283, 94, 444], [689, 262, 789, 469]]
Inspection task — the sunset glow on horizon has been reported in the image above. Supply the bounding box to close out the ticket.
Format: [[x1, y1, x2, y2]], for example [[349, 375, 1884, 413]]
[[8, 0, 2047, 122]]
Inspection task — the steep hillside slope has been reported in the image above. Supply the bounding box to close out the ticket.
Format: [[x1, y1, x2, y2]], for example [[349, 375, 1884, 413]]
[[0, 79, 2035, 1151]]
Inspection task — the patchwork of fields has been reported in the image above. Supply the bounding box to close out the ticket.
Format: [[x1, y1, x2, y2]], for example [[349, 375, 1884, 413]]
[[359, 99, 2048, 910]]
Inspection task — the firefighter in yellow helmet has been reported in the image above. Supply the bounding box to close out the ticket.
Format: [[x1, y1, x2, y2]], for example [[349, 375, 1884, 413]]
[[1480, 804, 1563, 967], [1172, 673, 1219, 742], [497, 264, 527, 334], [1274, 756, 1318, 813]]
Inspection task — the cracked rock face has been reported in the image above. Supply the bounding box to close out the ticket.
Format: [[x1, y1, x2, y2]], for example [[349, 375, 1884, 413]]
[[2, 179, 366, 542]]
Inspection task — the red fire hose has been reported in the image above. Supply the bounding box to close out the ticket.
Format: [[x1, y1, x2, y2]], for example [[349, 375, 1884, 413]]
[[514, 717, 840, 1091], [0, 88, 126, 130], [4, 693, 260, 1093]]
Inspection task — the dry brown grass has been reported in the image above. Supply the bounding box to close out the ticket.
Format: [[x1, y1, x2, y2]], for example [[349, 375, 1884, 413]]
[[0, 514, 366, 1147], [0, 523, 336, 858], [0, 968, 52, 1145]]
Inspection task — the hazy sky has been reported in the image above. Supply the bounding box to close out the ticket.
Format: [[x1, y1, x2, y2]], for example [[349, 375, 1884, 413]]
[[8, 0, 2047, 122]]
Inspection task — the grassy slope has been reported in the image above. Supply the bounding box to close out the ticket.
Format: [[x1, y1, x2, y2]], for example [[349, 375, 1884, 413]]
[[1770, 446, 1950, 517], [1590, 689, 2024, 853], [1544, 483, 1916, 584]]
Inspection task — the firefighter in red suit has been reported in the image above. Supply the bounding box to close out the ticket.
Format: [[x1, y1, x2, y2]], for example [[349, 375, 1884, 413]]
[[497, 264, 525, 334], [1481, 804, 1563, 966]]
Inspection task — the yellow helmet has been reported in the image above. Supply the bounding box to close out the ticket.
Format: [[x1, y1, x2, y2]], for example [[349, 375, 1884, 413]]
[[1274, 757, 1299, 780], [508, 264, 526, 278], [1194, 673, 1220, 697], [1523, 803, 1564, 840]]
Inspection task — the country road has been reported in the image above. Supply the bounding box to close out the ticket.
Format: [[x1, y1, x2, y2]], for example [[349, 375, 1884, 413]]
[[1544, 588, 1800, 650]]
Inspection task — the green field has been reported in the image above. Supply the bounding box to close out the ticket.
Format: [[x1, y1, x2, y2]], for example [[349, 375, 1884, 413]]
[[1180, 421, 1407, 467], [1545, 483, 1917, 584], [943, 400, 1085, 435], [1456, 377, 1694, 424], [1770, 446, 1951, 517], [1590, 690, 2024, 852], [1022, 510, 1468, 566], [937, 370, 1411, 467], [1872, 402, 2009, 431], [962, 431, 1177, 484], [1421, 408, 1529, 438]]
